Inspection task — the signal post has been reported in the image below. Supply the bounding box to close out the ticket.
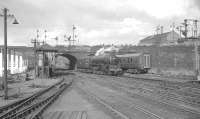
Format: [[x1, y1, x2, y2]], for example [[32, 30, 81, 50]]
[[195, 40, 200, 80]]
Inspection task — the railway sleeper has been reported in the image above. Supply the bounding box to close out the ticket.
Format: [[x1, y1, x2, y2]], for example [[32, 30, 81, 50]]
[[29, 85, 69, 119], [5, 89, 62, 119], [0, 78, 65, 115], [0, 79, 65, 119]]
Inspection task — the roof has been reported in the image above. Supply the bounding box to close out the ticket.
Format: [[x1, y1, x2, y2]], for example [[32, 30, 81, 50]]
[[140, 32, 171, 42], [139, 31, 179, 46], [116, 53, 142, 58]]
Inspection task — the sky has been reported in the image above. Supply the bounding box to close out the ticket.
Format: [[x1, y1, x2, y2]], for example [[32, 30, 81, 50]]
[[0, 0, 200, 46]]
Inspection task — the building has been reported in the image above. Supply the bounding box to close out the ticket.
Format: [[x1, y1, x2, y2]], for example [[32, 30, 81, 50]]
[[0, 48, 29, 76], [0, 46, 33, 77], [138, 31, 179, 46]]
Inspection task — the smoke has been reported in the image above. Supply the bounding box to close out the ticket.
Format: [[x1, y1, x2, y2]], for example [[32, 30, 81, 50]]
[[95, 47, 105, 56], [95, 46, 119, 56]]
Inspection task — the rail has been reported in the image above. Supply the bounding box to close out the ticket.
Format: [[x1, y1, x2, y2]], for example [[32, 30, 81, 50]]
[[0, 78, 66, 119], [29, 82, 72, 119]]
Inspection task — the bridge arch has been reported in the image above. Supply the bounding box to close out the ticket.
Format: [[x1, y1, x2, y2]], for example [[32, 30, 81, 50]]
[[55, 53, 77, 70]]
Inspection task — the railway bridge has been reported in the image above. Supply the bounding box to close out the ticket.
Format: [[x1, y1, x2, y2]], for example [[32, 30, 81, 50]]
[[54, 51, 95, 69], [36, 46, 95, 77]]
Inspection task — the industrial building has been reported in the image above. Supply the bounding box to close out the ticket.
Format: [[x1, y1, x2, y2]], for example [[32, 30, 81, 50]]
[[138, 31, 179, 46]]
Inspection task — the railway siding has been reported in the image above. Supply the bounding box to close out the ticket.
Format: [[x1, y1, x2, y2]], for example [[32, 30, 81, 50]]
[[0, 78, 72, 119], [77, 78, 166, 119], [75, 72, 200, 119], [43, 79, 113, 119]]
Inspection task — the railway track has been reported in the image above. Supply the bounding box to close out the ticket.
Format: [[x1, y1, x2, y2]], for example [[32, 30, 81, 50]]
[[0, 78, 72, 119], [77, 85, 130, 119], [89, 75, 200, 116], [78, 70, 199, 88], [0, 79, 63, 114], [28, 82, 71, 119], [76, 72, 200, 118], [77, 81, 164, 119], [116, 77, 200, 107], [89, 73, 200, 105]]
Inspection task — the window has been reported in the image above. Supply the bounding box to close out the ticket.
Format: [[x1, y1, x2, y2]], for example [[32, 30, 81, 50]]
[[144, 55, 150, 68]]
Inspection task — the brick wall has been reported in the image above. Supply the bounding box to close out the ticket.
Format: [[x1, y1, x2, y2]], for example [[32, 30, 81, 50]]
[[120, 46, 195, 76]]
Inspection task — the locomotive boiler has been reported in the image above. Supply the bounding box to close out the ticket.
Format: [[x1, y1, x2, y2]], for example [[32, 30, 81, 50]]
[[90, 54, 123, 75]]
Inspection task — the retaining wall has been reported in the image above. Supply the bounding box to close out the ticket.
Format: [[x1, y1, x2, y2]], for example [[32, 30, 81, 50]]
[[120, 46, 196, 77]]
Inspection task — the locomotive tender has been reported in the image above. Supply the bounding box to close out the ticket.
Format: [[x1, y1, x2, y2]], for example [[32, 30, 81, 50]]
[[77, 52, 151, 75]]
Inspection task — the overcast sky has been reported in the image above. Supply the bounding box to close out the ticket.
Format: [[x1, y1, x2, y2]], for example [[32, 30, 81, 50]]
[[0, 0, 200, 46]]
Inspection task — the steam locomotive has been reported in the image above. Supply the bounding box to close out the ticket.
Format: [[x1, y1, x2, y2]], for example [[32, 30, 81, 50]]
[[77, 52, 151, 75]]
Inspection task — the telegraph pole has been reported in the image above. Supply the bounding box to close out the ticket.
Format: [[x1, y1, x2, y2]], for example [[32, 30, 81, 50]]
[[72, 25, 76, 46], [3, 8, 8, 99], [44, 30, 47, 42], [31, 39, 37, 80], [42, 40, 45, 78], [183, 19, 188, 38], [194, 20, 200, 80], [69, 36, 71, 50], [184, 19, 200, 80], [195, 41, 199, 79], [42, 30, 47, 78], [170, 22, 175, 41]]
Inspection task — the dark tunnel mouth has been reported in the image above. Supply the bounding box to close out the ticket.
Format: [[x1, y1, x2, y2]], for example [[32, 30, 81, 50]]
[[55, 54, 77, 70]]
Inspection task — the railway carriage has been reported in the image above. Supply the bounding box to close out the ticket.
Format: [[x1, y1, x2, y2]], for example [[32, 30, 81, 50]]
[[116, 53, 151, 73]]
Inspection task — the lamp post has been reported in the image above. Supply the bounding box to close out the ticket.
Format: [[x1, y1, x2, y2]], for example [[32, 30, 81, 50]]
[[180, 19, 200, 80], [1, 8, 19, 99]]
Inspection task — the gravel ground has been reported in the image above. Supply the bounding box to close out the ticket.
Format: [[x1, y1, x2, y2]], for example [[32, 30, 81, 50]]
[[77, 72, 200, 110], [75, 72, 200, 119], [43, 80, 113, 119], [124, 73, 194, 82], [0, 77, 61, 107]]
